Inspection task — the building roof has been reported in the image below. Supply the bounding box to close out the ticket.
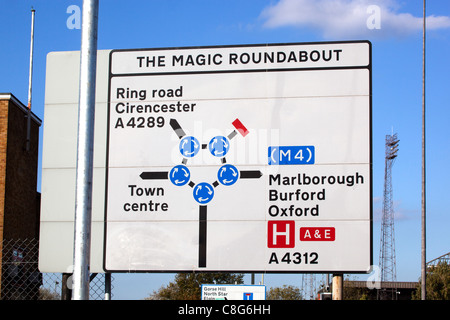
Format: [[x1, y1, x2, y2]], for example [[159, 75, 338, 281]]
[[0, 92, 42, 126], [344, 281, 418, 289]]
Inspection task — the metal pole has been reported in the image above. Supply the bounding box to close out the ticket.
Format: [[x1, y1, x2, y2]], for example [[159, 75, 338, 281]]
[[105, 273, 111, 300], [61, 273, 72, 300], [72, 0, 99, 300], [326, 274, 330, 292], [332, 274, 343, 300], [26, 8, 35, 152], [421, 0, 427, 300]]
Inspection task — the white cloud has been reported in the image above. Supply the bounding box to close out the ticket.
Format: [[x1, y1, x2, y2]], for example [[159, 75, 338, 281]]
[[373, 198, 418, 223], [260, 0, 450, 39]]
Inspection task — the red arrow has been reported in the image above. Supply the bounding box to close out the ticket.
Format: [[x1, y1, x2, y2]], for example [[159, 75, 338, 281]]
[[232, 118, 249, 137]]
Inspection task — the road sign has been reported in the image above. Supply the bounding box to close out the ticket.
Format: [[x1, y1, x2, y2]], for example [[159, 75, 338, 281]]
[[104, 41, 372, 273], [201, 285, 266, 300]]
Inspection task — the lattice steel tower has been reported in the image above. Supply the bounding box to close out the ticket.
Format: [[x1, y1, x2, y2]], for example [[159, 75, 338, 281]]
[[301, 274, 317, 300], [378, 133, 399, 300]]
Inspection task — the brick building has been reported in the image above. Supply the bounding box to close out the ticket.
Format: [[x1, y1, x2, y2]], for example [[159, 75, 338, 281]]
[[0, 93, 42, 299]]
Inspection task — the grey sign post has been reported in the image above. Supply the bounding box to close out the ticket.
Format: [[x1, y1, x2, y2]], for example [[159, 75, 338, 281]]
[[72, 0, 99, 300]]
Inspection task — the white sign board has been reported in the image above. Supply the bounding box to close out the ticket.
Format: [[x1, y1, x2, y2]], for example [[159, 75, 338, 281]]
[[104, 41, 372, 273], [39, 50, 111, 273], [201, 285, 266, 300]]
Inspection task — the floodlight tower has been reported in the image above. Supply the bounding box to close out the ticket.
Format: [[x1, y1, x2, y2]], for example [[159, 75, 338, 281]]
[[301, 274, 316, 300], [378, 133, 399, 300]]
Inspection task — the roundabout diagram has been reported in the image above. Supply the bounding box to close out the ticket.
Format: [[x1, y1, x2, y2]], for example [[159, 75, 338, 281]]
[[139, 117, 262, 267]]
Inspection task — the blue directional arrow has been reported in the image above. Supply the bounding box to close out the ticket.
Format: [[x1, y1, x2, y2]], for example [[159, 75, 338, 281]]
[[208, 136, 230, 157], [217, 164, 239, 186], [179, 136, 200, 158], [169, 165, 190, 186], [193, 182, 214, 204]]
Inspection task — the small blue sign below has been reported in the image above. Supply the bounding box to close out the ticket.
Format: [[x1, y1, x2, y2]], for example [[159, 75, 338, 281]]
[[243, 292, 253, 300], [268, 146, 315, 165]]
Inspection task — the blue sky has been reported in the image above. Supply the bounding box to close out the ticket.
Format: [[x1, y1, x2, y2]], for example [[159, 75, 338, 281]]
[[1, 0, 449, 300]]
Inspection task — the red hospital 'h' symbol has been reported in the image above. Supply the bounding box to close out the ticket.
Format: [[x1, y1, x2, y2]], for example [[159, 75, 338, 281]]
[[268, 221, 295, 248]]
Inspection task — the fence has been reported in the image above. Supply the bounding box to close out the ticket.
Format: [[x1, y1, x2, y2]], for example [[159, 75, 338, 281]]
[[0, 239, 112, 300]]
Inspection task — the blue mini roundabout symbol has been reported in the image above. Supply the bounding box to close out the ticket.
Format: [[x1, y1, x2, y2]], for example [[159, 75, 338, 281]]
[[193, 182, 214, 204], [217, 164, 239, 186], [179, 136, 200, 158], [169, 165, 190, 186], [208, 135, 230, 157]]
